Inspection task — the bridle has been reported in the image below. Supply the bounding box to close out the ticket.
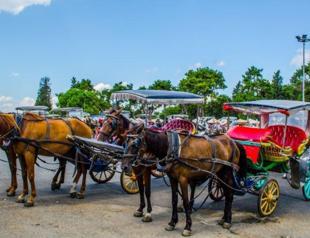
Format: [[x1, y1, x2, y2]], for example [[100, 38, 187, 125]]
[[99, 115, 120, 142]]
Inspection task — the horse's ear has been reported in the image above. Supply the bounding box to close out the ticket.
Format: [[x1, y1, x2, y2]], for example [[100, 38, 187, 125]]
[[136, 123, 144, 134], [115, 108, 123, 115]]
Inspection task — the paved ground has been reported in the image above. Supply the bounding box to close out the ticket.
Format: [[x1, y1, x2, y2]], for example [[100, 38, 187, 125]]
[[0, 150, 309, 238]]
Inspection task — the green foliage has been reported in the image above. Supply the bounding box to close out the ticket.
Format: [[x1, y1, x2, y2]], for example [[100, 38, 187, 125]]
[[179, 67, 226, 101], [159, 106, 182, 119], [232, 66, 272, 101], [149, 80, 176, 90], [57, 78, 106, 114], [205, 94, 231, 118], [35, 77, 52, 110]]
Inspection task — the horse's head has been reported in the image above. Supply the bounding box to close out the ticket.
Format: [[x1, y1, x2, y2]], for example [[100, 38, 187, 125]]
[[0, 113, 19, 144], [121, 124, 146, 174], [98, 109, 126, 142]]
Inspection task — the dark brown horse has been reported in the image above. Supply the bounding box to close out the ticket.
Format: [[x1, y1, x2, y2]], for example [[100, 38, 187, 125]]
[[0, 112, 93, 206], [122, 128, 247, 236]]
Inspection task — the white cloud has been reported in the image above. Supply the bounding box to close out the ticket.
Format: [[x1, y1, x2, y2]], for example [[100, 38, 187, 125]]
[[51, 96, 58, 109], [19, 97, 35, 106], [0, 0, 52, 15], [94, 82, 112, 92], [216, 60, 225, 67], [193, 62, 202, 69], [10, 72, 20, 77], [290, 49, 310, 67], [0, 96, 35, 112], [145, 67, 159, 74]]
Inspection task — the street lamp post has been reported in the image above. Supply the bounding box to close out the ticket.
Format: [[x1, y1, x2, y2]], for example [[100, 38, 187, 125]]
[[296, 34, 310, 102]]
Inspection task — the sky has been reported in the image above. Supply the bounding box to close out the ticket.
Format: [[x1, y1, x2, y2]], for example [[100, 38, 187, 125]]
[[0, 0, 309, 112]]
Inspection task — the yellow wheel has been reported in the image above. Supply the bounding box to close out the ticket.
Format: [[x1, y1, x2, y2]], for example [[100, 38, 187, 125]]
[[257, 179, 280, 217], [120, 171, 139, 194]]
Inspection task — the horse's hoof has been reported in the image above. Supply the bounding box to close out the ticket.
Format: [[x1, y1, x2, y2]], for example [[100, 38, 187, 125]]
[[165, 225, 175, 231], [133, 210, 143, 217], [182, 229, 192, 237], [70, 192, 77, 198], [76, 193, 85, 199], [218, 219, 225, 226], [177, 206, 184, 213], [51, 183, 61, 191], [7, 191, 16, 197], [142, 213, 152, 222], [24, 201, 34, 207], [16, 196, 26, 203], [222, 222, 232, 229]]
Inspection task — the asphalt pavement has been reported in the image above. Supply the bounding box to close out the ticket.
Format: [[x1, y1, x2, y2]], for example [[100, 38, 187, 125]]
[[0, 150, 309, 238]]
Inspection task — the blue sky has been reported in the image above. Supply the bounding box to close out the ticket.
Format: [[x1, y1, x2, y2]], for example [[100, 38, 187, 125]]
[[0, 0, 309, 111]]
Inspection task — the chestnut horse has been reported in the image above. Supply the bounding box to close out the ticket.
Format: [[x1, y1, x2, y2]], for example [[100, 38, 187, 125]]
[[0, 112, 93, 206], [122, 128, 247, 236]]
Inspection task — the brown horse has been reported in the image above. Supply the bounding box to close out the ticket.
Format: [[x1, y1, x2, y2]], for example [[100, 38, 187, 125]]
[[0, 112, 93, 206], [97, 109, 132, 143], [122, 128, 247, 236], [0, 114, 76, 197]]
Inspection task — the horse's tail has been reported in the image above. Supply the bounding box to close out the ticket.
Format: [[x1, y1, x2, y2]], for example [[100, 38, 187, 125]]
[[235, 142, 247, 179]]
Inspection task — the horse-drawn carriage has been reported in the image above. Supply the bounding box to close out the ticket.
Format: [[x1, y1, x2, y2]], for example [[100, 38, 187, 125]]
[[224, 100, 310, 216]]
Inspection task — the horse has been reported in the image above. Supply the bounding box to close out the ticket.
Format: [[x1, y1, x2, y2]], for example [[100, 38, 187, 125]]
[[0, 112, 93, 206], [96, 109, 132, 143], [122, 127, 247, 236]]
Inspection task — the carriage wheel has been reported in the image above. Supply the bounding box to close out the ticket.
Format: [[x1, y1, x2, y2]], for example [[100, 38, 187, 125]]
[[150, 169, 165, 178], [120, 171, 139, 194], [302, 179, 310, 201], [208, 177, 224, 201], [257, 179, 280, 217], [89, 163, 116, 184]]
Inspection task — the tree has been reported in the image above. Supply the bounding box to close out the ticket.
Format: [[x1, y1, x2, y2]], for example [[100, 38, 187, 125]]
[[179, 67, 226, 103], [232, 66, 272, 101], [205, 95, 231, 118], [149, 80, 176, 90], [271, 70, 284, 99], [289, 62, 310, 101], [57, 78, 106, 114], [35, 77, 52, 110], [159, 106, 182, 119]]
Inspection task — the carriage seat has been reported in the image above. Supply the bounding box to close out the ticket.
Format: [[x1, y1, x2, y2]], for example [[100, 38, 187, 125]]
[[149, 119, 195, 134], [267, 125, 307, 152], [227, 126, 271, 142]]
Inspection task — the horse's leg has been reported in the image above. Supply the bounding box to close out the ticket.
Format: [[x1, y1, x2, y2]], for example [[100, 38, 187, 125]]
[[23, 151, 36, 207], [179, 177, 192, 236], [219, 169, 234, 229], [59, 159, 67, 185], [16, 155, 28, 203], [189, 183, 196, 213], [133, 166, 145, 218], [51, 157, 62, 191], [69, 165, 82, 198], [165, 176, 179, 232], [76, 164, 87, 199], [142, 168, 152, 222], [6, 147, 17, 196]]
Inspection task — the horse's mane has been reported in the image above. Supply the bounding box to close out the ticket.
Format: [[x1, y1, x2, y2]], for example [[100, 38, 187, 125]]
[[120, 114, 130, 130], [0, 113, 20, 131], [23, 112, 45, 121], [145, 129, 168, 159]]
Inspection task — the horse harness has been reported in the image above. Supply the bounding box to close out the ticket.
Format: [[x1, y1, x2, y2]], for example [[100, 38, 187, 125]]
[[165, 132, 240, 172]]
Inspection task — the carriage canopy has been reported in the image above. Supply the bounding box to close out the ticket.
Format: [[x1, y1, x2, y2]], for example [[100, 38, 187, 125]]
[[111, 90, 204, 105], [224, 100, 310, 115]]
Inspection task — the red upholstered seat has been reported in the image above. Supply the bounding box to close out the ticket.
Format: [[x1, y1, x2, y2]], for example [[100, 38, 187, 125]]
[[149, 119, 195, 133], [267, 125, 307, 152], [227, 126, 271, 142], [227, 126, 272, 163]]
